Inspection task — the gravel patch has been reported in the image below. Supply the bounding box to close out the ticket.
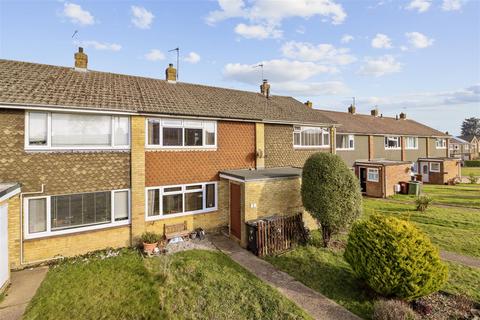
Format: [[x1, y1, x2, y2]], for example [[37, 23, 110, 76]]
[[164, 237, 217, 255]]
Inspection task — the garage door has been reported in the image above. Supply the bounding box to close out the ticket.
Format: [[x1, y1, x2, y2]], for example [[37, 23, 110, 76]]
[[0, 204, 8, 289]]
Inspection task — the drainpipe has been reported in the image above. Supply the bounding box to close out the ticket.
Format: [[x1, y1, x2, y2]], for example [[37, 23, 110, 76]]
[[19, 184, 44, 266], [382, 166, 386, 198]]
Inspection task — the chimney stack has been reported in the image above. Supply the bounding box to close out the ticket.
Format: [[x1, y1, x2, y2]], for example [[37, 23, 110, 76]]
[[165, 63, 177, 82], [74, 47, 88, 71], [305, 100, 313, 108], [370, 107, 379, 117], [348, 104, 356, 114], [399, 112, 406, 120], [260, 79, 270, 98]]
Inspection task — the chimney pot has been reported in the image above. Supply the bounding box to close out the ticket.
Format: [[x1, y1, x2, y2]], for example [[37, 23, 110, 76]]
[[305, 100, 313, 108], [370, 108, 379, 117], [260, 79, 270, 98], [348, 104, 356, 114], [165, 63, 177, 82], [74, 47, 88, 70], [399, 112, 406, 119]]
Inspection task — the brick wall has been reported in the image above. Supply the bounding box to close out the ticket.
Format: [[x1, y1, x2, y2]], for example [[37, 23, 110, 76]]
[[427, 160, 460, 184], [264, 124, 330, 168], [145, 121, 255, 186], [384, 164, 411, 197]]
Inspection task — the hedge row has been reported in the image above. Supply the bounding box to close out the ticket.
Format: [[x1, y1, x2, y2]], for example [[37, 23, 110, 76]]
[[464, 160, 480, 167]]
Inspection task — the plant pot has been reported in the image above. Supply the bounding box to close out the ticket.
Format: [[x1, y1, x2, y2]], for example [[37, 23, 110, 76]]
[[143, 242, 158, 253]]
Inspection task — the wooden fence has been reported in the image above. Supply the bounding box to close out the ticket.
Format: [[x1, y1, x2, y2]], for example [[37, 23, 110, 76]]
[[252, 213, 305, 257]]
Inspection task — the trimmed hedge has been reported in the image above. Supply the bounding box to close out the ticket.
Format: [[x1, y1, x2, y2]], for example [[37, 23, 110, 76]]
[[344, 215, 448, 301], [464, 160, 480, 167]]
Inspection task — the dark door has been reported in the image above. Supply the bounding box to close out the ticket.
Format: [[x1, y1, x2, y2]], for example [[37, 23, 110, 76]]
[[230, 183, 241, 239], [359, 168, 367, 192]]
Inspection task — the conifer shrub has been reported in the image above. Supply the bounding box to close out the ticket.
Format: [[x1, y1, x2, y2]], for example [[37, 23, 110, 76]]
[[301, 152, 362, 247], [415, 195, 432, 212], [344, 215, 448, 301]]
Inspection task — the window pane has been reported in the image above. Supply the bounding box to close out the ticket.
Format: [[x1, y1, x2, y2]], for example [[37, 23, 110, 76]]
[[114, 191, 128, 221], [206, 184, 215, 208], [28, 198, 46, 233], [28, 112, 48, 146], [163, 194, 183, 215], [185, 191, 203, 212], [336, 135, 347, 149], [113, 116, 129, 146], [293, 132, 301, 146], [323, 131, 330, 146], [204, 122, 215, 145], [186, 185, 202, 190], [163, 127, 182, 146], [147, 189, 160, 217], [164, 186, 182, 193], [148, 120, 160, 145], [185, 128, 203, 146], [51, 113, 111, 146]]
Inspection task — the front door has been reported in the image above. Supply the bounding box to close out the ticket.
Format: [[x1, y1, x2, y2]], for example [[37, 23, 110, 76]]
[[0, 204, 8, 289], [421, 162, 429, 183], [359, 168, 367, 192], [230, 183, 241, 239]]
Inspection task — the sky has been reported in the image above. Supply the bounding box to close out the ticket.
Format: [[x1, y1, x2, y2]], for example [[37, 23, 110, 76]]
[[0, 0, 479, 135]]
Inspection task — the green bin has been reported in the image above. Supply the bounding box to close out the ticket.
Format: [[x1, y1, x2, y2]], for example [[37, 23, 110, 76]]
[[408, 181, 421, 196]]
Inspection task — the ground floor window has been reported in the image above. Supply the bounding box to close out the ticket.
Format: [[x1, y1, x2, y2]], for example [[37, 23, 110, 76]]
[[430, 162, 441, 172], [367, 168, 380, 182], [146, 182, 217, 220], [25, 189, 130, 239]]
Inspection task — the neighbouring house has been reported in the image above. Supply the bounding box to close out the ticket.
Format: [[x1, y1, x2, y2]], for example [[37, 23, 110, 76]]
[[449, 136, 476, 160], [456, 135, 479, 160], [354, 160, 412, 198]]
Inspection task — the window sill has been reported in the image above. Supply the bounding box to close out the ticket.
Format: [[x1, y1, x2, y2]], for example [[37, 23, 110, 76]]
[[146, 207, 218, 221], [25, 147, 130, 153], [336, 148, 354, 151], [405, 148, 419, 150], [384, 148, 401, 150], [24, 220, 130, 240], [294, 146, 330, 150], [145, 146, 217, 152]]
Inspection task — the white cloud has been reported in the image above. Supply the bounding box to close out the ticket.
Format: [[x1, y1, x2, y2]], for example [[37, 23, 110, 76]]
[[74, 40, 121, 51], [206, 0, 347, 39], [296, 26, 306, 34], [341, 34, 354, 44], [63, 2, 94, 25], [406, 0, 432, 13], [131, 6, 154, 29], [144, 49, 165, 61], [442, 0, 464, 11], [358, 55, 402, 77], [281, 41, 356, 65], [371, 33, 393, 49], [405, 32, 434, 48], [184, 52, 201, 64], [234, 23, 282, 39]]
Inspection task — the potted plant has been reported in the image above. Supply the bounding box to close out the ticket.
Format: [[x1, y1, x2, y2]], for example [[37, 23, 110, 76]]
[[140, 232, 161, 254]]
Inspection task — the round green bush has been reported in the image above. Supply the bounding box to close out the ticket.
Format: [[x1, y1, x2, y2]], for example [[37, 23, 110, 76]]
[[301, 152, 362, 247], [344, 215, 448, 301]]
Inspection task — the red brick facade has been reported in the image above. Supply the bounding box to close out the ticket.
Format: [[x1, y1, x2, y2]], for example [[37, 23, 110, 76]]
[[145, 121, 255, 186]]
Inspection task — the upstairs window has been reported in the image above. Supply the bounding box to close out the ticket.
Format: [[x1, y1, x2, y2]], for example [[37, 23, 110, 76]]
[[436, 138, 447, 149], [405, 137, 418, 150], [384, 136, 401, 149], [293, 126, 330, 148], [26, 112, 130, 150], [336, 134, 354, 150], [147, 118, 216, 149]]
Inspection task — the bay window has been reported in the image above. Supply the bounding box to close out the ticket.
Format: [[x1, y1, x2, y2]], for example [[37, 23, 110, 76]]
[[405, 137, 418, 150], [146, 118, 217, 149], [293, 126, 330, 148], [436, 138, 447, 149], [336, 134, 354, 150], [384, 136, 401, 149], [24, 189, 130, 239], [26, 111, 130, 150], [146, 182, 217, 220]]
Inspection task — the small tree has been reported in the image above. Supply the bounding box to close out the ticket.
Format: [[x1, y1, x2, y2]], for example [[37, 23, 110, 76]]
[[301, 152, 362, 247]]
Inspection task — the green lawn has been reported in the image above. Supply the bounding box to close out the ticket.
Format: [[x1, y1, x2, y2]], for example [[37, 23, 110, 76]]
[[391, 183, 480, 208], [267, 231, 480, 320], [364, 198, 480, 258], [24, 249, 310, 320], [461, 167, 480, 177]]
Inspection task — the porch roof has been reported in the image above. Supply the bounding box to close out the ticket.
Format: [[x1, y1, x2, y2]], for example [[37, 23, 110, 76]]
[[354, 159, 412, 167], [219, 167, 302, 182], [0, 182, 21, 201]]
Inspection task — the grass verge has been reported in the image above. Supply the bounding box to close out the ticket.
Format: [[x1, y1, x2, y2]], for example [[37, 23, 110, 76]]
[[462, 167, 480, 177]]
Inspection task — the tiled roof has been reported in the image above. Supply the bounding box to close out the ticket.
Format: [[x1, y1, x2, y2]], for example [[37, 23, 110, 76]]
[[458, 135, 477, 142], [315, 109, 449, 137], [0, 59, 334, 125]]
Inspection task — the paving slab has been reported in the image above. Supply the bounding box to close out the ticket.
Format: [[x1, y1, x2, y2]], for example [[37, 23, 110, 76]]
[[210, 234, 361, 320], [0, 267, 48, 320]]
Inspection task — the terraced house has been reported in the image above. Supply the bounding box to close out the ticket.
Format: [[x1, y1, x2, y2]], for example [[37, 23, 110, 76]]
[[0, 49, 458, 285]]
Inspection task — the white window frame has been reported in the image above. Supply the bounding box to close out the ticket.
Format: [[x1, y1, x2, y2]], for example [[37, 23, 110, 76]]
[[145, 181, 218, 221], [435, 138, 447, 149], [367, 168, 380, 182], [404, 136, 418, 150], [25, 111, 130, 151], [293, 126, 330, 149], [336, 134, 355, 151], [430, 162, 441, 172], [384, 136, 401, 150], [145, 118, 217, 150], [24, 189, 130, 240]]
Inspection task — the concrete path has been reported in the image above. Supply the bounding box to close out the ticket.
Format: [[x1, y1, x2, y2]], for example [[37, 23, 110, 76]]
[[0, 267, 48, 320], [440, 251, 480, 268], [210, 234, 360, 320]]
